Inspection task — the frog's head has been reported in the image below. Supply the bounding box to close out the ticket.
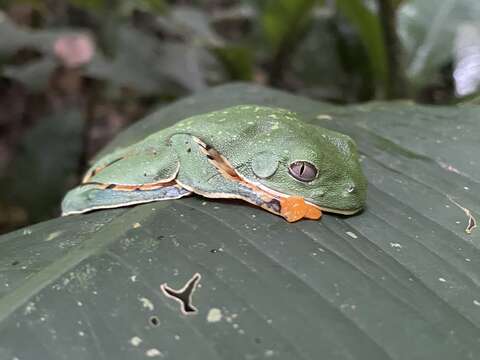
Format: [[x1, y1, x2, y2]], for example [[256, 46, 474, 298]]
[[238, 113, 367, 214]]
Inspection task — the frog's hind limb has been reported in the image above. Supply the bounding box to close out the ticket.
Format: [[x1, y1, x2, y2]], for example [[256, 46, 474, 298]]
[[61, 182, 191, 215]]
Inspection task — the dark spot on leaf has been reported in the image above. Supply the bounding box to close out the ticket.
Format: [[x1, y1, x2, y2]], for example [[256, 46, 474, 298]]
[[11, 260, 19, 266], [254, 337, 262, 344], [149, 316, 160, 327], [160, 273, 201, 315], [187, 148, 191, 153]]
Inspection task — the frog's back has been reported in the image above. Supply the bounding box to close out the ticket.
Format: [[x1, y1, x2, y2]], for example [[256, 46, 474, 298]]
[[171, 104, 298, 134]]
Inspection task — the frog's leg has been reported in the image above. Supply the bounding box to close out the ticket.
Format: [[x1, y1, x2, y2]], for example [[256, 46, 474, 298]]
[[62, 183, 191, 215], [82, 148, 130, 183], [170, 134, 321, 222], [82, 141, 179, 186]]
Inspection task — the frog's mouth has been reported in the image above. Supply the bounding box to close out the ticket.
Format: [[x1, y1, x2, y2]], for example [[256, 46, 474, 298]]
[[311, 205, 363, 216], [193, 137, 322, 222]]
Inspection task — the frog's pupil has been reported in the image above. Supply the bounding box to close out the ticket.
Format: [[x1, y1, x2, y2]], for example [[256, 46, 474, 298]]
[[300, 163, 305, 175]]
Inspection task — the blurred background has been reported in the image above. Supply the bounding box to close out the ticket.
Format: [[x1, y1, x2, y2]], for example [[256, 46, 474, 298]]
[[0, 0, 479, 234]]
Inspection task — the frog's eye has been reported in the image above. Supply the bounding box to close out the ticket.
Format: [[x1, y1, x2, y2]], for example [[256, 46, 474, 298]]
[[288, 161, 317, 182]]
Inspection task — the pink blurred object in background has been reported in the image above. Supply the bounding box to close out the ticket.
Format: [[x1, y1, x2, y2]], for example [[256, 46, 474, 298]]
[[53, 34, 95, 68]]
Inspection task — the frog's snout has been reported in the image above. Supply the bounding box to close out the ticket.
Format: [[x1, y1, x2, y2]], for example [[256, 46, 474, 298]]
[[340, 180, 367, 210]]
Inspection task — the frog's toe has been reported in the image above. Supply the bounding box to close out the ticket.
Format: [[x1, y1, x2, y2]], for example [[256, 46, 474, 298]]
[[280, 196, 322, 222]]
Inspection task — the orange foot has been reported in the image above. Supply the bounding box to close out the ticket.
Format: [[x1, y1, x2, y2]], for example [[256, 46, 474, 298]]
[[280, 196, 322, 222]]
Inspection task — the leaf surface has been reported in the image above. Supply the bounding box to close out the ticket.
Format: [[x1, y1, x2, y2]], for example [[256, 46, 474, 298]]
[[0, 84, 479, 360]]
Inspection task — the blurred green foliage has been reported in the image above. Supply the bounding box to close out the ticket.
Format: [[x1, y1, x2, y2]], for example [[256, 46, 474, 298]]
[[0, 0, 478, 233]]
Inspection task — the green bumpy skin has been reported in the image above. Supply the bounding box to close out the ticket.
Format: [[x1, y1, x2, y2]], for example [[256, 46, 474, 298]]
[[62, 105, 367, 216]]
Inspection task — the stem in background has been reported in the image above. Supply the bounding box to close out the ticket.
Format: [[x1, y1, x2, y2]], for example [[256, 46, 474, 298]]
[[377, 0, 408, 99], [267, 22, 312, 88], [266, 0, 316, 87], [268, 41, 293, 87]]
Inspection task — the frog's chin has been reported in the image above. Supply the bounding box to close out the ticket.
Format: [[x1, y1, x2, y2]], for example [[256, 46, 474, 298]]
[[305, 201, 363, 215]]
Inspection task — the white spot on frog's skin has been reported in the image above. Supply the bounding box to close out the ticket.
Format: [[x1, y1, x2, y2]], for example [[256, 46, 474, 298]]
[[131, 275, 137, 282], [145, 348, 162, 357], [438, 277, 446, 282], [390, 243, 402, 248], [346, 231, 357, 239], [247, 121, 254, 125], [474, 300, 480, 306], [130, 336, 143, 346], [207, 308, 222, 322], [139, 297, 154, 311], [78, 331, 85, 337], [77, 301, 83, 307]]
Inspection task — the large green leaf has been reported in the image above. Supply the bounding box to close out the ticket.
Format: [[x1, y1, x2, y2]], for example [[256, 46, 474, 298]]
[[0, 84, 479, 359]]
